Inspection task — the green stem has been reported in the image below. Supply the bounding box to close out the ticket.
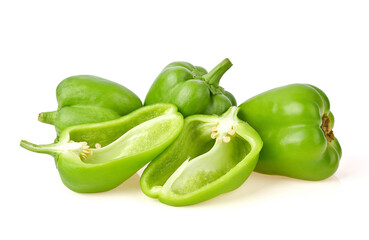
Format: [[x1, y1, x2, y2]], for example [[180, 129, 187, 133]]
[[20, 140, 90, 158], [203, 58, 233, 87], [38, 111, 58, 125], [20, 140, 58, 156]]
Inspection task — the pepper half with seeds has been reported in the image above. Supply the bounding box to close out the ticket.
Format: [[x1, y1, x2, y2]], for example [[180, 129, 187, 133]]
[[140, 106, 263, 206], [20, 104, 183, 193]]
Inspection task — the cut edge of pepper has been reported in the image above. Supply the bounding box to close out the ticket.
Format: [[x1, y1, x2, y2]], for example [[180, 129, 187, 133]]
[[22, 104, 183, 163]]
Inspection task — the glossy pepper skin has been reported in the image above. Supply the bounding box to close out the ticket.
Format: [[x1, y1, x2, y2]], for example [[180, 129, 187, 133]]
[[140, 107, 263, 206], [21, 104, 183, 193], [145, 58, 237, 117], [38, 75, 142, 135], [238, 84, 342, 180]]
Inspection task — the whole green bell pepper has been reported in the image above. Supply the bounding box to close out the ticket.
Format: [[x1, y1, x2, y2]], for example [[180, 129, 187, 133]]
[[145, 58, 237, 117], [238, 84, 342, 180], [38, 75, 142, 135], [21, 104, 183, 193], [140, 106, 263, 206]]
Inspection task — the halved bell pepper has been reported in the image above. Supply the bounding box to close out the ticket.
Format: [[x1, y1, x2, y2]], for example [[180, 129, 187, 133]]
[[145, 58, 237, 117], [140, 106, 263, 206], [38, 75, 142, 135], [238, 84, 342, 180], [20, 104, 183, 193]]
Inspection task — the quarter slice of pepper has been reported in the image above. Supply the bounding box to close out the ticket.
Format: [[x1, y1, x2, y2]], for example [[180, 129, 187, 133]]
[[20, 104, 183, 193], [140, 106, 263, 206]]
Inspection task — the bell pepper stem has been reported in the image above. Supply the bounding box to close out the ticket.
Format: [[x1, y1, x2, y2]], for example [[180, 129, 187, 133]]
[[203, 58, 232, 87], [38, 111, 57, 125], [20, 140, 58, 156], [20, 140, 90, 158]]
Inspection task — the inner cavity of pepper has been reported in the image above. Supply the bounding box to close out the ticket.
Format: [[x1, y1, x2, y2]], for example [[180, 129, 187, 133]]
[[321, 114, 335, 142]]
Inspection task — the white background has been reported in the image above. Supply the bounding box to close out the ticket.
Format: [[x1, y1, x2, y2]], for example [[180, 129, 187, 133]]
[[1, 0, 368, 239]]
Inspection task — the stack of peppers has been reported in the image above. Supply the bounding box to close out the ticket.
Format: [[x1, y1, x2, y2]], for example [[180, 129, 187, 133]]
[[21, 58, 342, 206]]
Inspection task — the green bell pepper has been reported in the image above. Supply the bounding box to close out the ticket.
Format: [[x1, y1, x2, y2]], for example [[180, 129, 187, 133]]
[[20, 104, 183, 193], [145, 58, 237, 117], [238, 84, 342, 180], [38, 75, 142, 135], [140, 106, 263, 206]]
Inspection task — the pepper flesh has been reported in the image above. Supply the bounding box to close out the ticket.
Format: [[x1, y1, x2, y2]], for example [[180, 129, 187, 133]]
[[140, 106, 263, 206], [144, 58, 237, 117], [21, 104, 183, 193], [38, 75, 142, 135], [238, 84, 342, 180]]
